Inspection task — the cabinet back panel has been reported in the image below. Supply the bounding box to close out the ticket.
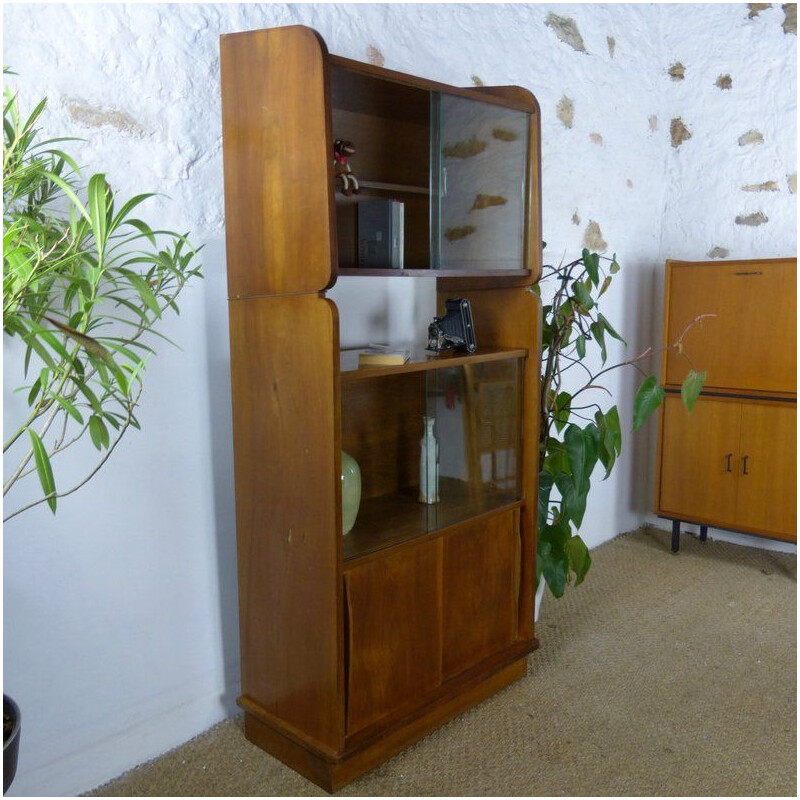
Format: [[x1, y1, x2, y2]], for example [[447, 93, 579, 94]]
[[331, 109, 430, 187], [331, 65, 430, 123], [342, 375, 425, 499], [664, 259, 797, 393], [335, 192, 430, 270]]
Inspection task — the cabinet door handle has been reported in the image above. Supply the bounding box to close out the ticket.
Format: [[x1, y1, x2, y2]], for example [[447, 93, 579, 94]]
[[725, 453, 733, 472], [742, 455, 749, 475]]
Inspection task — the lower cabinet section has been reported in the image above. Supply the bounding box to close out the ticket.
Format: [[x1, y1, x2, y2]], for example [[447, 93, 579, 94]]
[[344, 541, 443, 734], [344, 507, 525, 736], [442, 510, 520, 680], [657, 394, 797, 542]]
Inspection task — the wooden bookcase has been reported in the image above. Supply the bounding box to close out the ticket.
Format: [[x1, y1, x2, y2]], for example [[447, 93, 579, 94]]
[[655, 257, 797, 551], [220, 25, 542, 790]]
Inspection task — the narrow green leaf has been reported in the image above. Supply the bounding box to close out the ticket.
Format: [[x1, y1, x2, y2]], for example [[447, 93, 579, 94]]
[[681, 370, 706, 413], [88, 173, 109, 259], [28, 429, 57, 513], [27, 377, 42, 407], [575, 334, 586, 359], [633, 376, 666, 431], [88, 415, 110, 450], [52, 394, 84, 425]]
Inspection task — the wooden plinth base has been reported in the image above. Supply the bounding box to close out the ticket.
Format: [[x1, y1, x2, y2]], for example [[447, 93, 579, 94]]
[[243, 656, 529, 792]]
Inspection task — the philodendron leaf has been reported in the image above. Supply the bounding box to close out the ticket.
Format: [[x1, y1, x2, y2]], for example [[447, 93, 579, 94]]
[[604, 405, 622, 456], [573, 280, 594, 310], [590, 321, 607, 364], [554, 391, 572, 433], [564, 425, 586, 485], [582, 249, 600, 286], [681, 370, 707, 413], [633, 375, 665, 431], [28, 429, 56, 513], [555, 471, 588, 528], [565, 534, 592, 586]]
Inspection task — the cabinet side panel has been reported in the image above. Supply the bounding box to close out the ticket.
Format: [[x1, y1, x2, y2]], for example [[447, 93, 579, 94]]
[[438, 288, 540, 638], [229, 294, 342, 748], [220, 27, 336, 297]]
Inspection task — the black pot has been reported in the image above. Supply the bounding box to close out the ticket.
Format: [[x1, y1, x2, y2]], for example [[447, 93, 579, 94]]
[[3, 694, 21, 794]]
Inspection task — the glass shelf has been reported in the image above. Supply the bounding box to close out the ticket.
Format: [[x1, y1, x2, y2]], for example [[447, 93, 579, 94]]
[[343, 479, 522, 563]]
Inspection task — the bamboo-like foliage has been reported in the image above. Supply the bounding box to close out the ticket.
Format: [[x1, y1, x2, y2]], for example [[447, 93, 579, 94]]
[[534, 249, 708, 598], [3, 77, 202, 521]]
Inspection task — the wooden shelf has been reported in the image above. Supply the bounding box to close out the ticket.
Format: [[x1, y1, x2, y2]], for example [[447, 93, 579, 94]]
[[358, 180, 429, 195], [343, 477, 521, 563], [340, 346, 527, 381]]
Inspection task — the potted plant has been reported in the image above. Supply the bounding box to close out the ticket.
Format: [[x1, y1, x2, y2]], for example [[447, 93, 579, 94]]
[[534, 248, 708, 605], [3, 75, 201, 792]]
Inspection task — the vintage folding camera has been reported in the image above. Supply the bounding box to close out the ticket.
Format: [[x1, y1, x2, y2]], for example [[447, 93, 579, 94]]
[[427, 298, 477, 353]]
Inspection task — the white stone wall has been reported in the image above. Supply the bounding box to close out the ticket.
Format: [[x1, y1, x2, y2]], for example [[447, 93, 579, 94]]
[[2, 4, 795, 795]]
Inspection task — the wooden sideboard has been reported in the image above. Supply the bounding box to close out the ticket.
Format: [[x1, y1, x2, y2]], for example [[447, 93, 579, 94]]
[[655, 257, 797, 551]]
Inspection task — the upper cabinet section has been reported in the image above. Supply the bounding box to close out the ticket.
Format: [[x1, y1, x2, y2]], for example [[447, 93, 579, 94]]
[[662, 258, 797, 395], [221, 26, 541, 298]]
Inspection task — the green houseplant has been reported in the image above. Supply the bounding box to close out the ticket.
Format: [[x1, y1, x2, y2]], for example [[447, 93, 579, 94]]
[[534, 249, 708, 599], [3, 78, 202, 522], [2, 78, 201, 792]]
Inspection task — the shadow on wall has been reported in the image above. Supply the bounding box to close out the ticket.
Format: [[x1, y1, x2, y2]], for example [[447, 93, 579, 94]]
[[619, 258, 662, 522], [202, 238, 241, 712]]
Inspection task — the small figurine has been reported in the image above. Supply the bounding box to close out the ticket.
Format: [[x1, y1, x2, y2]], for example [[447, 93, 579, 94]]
[[334, 139, 359, 196]]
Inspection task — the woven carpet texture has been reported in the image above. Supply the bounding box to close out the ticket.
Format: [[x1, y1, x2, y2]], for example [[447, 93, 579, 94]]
[[87, 528, 797, 796]]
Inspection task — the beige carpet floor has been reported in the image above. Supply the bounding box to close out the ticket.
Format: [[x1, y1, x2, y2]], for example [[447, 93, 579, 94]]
[[87, 527, 797, 796]]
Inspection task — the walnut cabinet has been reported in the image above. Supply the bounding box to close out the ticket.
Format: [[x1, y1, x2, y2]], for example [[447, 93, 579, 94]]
[[220, 26, 542, 791], [655, 258, 797, 550]]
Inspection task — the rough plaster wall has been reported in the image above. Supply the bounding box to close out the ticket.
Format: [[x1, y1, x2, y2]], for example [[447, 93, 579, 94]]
[[658, 3, 797, 259], [1, 4, 796, 796]]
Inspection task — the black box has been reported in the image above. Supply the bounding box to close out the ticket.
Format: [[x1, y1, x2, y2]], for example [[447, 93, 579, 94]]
[[357, 200, 404, 269]]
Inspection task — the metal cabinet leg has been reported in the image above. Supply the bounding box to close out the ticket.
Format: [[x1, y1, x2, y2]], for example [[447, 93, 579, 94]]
[[699, 525, 708, 543], [671, 519, 680, 553]]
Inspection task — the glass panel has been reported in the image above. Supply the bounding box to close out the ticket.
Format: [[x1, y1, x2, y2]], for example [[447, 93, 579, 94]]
[[425, 359, 522, 531], [341, 356, 523, 562], [432, 93, 529, 271]]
